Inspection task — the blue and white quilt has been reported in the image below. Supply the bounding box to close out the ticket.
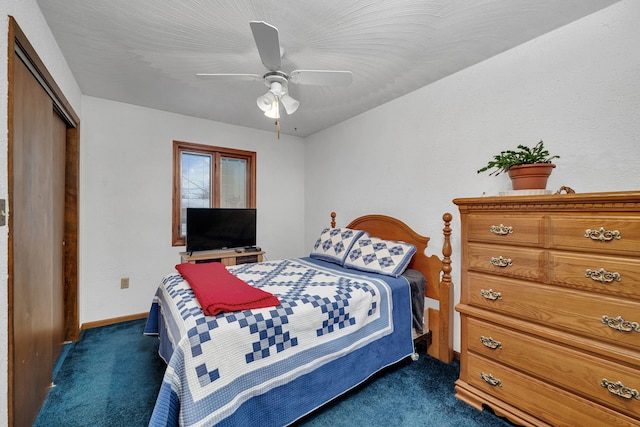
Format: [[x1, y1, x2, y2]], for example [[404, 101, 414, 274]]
[[145, 257, 414, 427]]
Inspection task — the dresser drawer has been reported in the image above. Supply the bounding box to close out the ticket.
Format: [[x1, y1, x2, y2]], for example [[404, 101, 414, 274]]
[[467, 272, 640, 351], [466, 317, 640, 419], [464, 353, 640, 427], [548, 216, 640, 256], [467, 243, 544, 281], [549, 251, 640, 301], [467, 214, 544, 246]]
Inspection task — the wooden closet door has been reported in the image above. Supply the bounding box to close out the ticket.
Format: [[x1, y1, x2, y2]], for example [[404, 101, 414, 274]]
[[11, 55, 66, 427]]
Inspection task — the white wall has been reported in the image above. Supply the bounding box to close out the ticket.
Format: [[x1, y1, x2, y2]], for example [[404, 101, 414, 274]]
[[79, 96, 306, 323], [305, 0, 640, 352], [0, 1, 83, 423]]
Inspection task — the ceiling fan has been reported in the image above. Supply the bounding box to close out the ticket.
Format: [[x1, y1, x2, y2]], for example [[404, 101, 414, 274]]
[[197, 21, 353, 122]]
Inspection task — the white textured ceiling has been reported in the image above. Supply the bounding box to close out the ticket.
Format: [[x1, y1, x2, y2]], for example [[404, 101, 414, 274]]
[[37, 0, 618, 137]]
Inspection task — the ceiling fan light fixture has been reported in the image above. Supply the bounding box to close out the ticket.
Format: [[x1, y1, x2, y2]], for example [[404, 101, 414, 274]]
[[256, 91, 276, 112], [280, 94, 299, 115], [268, 81, 285, 97], [263, 97, 280, 119]]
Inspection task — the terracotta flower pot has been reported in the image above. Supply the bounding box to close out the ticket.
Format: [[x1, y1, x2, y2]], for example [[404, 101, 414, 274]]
[[507, 163, 556, 190]]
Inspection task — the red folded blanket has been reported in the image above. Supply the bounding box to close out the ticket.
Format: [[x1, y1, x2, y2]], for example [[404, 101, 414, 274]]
[[175, 262, 281, 316]]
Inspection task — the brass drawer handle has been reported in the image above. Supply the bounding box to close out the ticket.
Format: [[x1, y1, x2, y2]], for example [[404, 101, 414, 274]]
[[480, 372, 502, 387], [601, 315, 640, 333], [480, 336, 502, 349], [584, 227, 621, 242], [490, 224, 513, 236], [480, 289, 502, 301], [585, 268, 621, 284], [601, 379, 640, 400], [490, 256, 512, 268]]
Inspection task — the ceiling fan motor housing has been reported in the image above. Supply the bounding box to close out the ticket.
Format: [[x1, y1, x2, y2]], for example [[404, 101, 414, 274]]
[[263, 71, 289, 92]]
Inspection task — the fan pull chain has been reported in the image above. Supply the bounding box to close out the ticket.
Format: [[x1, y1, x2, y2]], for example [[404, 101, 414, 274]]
[[274, 97, 281, 139]]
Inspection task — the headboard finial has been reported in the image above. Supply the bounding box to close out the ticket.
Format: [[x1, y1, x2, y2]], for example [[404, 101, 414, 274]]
[[330, 212, 336, 228]]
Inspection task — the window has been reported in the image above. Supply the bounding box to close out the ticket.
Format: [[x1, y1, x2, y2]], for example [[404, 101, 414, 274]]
[[172, 140, 256, 246]]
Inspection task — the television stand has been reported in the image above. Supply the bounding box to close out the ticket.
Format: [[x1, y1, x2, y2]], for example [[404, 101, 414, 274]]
[[179, 249, 264, 266]]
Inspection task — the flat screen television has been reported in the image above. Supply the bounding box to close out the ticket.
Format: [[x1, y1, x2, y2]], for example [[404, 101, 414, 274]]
[[186, 208, 257, 253]]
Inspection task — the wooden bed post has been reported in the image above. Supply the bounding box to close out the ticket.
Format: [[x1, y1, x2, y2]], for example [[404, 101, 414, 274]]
[[439, 213, 454, 363], [330, 211, 336, 228]]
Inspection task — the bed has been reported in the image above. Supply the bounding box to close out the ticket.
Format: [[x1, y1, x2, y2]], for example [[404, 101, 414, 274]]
[[144, 212, 453, 427]]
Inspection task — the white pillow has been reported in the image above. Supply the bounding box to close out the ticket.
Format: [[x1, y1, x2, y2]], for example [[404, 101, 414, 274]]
[[310, 228, 366, 265], [344, 236, 416, 277]]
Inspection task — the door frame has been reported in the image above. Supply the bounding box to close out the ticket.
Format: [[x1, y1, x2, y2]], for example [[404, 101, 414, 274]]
[[7, 16, 80, 425]]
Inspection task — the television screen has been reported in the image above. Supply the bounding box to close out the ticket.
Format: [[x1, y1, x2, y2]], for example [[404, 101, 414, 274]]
[[186, 208, 256, 252]]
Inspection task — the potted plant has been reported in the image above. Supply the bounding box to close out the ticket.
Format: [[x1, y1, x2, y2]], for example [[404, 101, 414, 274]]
[[477, 140, 560, 190]]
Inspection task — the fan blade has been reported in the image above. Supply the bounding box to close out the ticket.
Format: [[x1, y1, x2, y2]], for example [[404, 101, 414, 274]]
[[250, 21, 281, 71], [289, 70, 352, 86], [197, 73, 262, 82]]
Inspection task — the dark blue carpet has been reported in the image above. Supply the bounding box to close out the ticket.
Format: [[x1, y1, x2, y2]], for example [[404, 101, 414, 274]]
[[35, 319, 512, 426]]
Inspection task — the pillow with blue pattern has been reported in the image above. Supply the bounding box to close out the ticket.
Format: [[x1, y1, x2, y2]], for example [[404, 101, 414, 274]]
[[344, 236, 416, 277], [310, 228, 367, 265]]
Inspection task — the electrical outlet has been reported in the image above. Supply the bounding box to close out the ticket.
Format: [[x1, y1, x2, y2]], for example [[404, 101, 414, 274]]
[[120, 277, 129, 289], [0, 199, 5, 226]]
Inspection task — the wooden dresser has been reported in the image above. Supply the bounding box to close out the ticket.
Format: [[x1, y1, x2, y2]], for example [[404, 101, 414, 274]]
[[453, 191, 640, 426]]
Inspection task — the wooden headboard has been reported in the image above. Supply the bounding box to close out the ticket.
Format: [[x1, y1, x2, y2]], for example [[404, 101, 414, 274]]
[[332, 212, 454, 363]]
